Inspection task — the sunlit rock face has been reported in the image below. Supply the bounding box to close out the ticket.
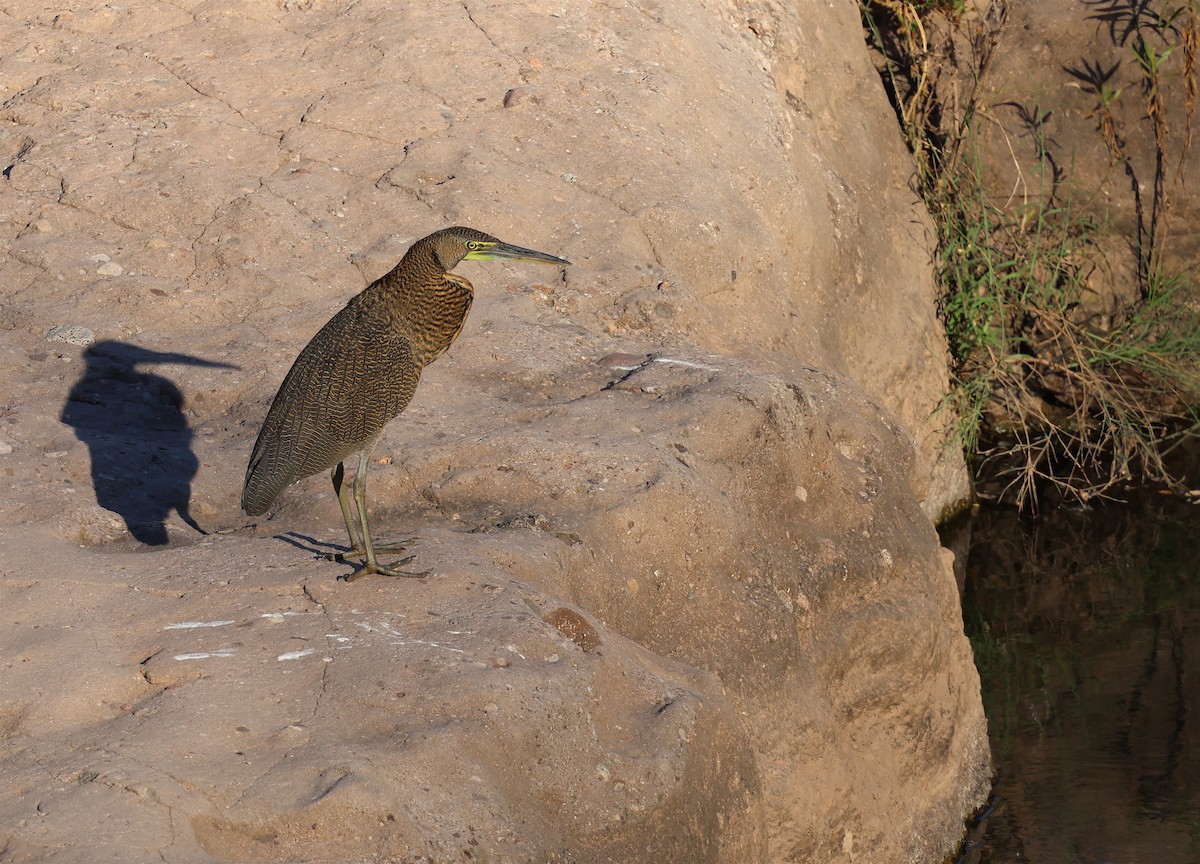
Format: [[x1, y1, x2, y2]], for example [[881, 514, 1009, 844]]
[[0, 2, 984, 862]]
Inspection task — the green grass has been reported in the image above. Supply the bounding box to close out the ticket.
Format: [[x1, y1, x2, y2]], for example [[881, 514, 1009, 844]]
[[861, 0, 1200, 508]]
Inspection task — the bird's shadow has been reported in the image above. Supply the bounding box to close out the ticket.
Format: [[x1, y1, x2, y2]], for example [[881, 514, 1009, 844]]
[[276, 532, 365, 578], [60, 340, 236, 546], [276, 531, 349, 558]]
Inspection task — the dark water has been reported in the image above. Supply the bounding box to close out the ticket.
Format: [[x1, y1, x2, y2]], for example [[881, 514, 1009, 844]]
[[957, 497, 1200, 864]]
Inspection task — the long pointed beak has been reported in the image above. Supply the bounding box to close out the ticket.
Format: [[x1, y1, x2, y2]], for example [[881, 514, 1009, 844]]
[[470, 240, 571, 266]]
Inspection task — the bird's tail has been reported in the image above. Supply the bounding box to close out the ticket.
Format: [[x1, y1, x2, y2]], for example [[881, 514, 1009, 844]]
[[241, 440, 291, 516]]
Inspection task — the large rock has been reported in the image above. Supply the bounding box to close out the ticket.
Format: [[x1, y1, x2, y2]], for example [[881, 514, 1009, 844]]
[[0, 525, 762, 863], [0, 1, 987, 861]]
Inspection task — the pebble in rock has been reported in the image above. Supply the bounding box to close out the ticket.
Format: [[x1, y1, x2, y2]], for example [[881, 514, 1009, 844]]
[[89, 253, 124, 277], [47, 324, 96, 347]]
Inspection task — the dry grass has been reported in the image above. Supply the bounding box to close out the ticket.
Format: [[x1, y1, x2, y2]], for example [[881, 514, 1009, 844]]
[[861, 0, 1200, 509]]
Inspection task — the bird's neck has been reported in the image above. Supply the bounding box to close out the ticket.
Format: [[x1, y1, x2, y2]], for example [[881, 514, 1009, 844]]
[[374, 256, 474, 368]]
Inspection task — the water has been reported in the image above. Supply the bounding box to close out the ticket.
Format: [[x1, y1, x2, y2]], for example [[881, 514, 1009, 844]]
[[957, 497, 1200, 864]]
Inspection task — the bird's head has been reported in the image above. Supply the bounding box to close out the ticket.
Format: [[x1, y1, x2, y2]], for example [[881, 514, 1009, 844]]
[[430, 226, 571, 271]]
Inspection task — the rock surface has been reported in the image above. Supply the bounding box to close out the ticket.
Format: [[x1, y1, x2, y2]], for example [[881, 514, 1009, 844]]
[[0, 1, 987, 862]]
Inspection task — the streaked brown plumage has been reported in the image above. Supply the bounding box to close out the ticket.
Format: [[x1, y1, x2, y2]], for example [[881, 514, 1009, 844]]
[[241, 226, 570, 579]]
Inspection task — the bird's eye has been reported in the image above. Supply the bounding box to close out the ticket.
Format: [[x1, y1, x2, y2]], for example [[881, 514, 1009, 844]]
[[466, 241, 480, 250]]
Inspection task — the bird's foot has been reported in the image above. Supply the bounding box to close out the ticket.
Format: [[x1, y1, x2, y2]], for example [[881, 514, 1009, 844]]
[[327, 538, 415, 563], [341, 554, 429, 582]]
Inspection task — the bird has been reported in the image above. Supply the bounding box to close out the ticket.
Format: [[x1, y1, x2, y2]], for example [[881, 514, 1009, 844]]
[[241, 226, 571, 580]]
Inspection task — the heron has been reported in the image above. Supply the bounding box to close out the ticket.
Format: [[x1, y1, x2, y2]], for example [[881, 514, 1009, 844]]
[[241, 226, 570, 580]]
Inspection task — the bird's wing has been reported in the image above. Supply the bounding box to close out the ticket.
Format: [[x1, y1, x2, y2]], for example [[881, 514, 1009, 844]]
[[241, 300, 421, 515]]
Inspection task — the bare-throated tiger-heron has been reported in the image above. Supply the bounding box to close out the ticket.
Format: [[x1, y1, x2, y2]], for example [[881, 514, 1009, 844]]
[[241, 226, 570, 580]]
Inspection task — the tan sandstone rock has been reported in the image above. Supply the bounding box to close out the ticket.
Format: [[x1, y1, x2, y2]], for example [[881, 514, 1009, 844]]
[[0, 1, 987, 861]]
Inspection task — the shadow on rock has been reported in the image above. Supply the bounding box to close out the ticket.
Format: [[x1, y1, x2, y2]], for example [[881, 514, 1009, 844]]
[[61, 340, 236, 546]]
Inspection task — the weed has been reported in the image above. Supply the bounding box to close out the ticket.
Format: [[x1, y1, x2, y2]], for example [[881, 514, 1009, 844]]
[[1081, 0, 1199, 290]]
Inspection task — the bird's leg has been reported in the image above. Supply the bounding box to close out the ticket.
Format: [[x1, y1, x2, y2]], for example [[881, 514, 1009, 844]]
[[328, 459, 412, 562], [330, 461, 363, 557], [343, 451, 427, 581]]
